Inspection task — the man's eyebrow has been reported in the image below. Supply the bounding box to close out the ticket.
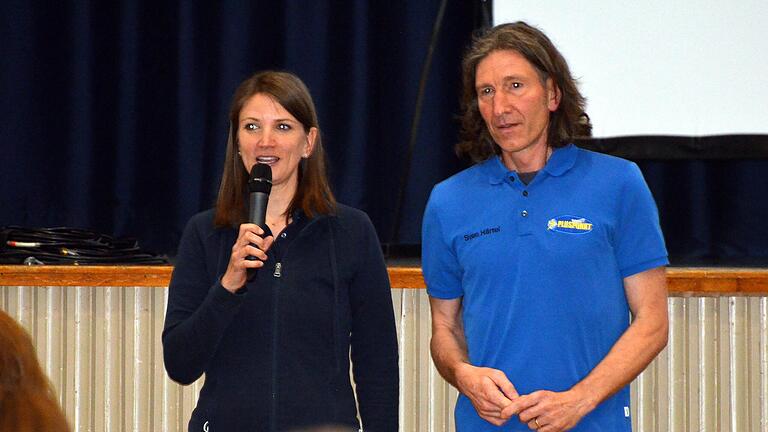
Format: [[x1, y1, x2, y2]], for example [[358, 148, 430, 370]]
[[475, 75, 525, 88], [502, 75, 525, 83], [475, 79, 497, 91]]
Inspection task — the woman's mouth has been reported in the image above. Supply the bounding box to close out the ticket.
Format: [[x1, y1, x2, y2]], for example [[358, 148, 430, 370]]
[[256, 156, 279, 165]]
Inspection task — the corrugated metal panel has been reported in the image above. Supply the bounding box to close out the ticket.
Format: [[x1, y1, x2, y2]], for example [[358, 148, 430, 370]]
[[1, 286, 204, 432], [1, 286, 766, 431], [629, 296, 768, 432]]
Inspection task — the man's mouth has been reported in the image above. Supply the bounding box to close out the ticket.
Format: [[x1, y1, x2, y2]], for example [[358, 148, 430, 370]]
[[495, 122, 520, 131], [494, 123, 520, 134]]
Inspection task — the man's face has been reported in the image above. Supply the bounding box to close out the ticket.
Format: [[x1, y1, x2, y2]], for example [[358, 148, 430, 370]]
[[475, 49, 560, 158]]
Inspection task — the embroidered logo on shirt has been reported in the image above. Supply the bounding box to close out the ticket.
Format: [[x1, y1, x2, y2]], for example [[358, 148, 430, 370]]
[[463, 226, 501, 241], [547, 215, 593, 234]]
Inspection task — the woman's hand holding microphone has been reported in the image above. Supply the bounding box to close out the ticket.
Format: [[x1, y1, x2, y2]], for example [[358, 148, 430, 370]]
[[221, 224, 274, 293]]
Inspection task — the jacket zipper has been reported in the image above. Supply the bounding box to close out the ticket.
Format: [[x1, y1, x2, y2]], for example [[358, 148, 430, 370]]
[[270, 215, 325, 280], [271, 259, 280, 432], [269, 215, 326, 431]]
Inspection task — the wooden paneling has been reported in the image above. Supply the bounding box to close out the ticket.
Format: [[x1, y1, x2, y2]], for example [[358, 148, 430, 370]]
[[2, 265, 768, 294]]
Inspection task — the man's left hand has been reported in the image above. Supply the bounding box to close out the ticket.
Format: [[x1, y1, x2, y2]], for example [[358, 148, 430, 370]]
[[501, 389, 593, 431]]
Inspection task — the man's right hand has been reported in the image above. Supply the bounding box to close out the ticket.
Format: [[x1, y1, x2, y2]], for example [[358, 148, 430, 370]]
[[428, 296, 518, 426], [455, 363, 519, 426]]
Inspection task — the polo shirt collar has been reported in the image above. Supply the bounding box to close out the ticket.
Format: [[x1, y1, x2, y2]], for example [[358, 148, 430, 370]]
[[484, 156, 511, 185], [542, 143, 578, 177], [484, 143, 578, 184]]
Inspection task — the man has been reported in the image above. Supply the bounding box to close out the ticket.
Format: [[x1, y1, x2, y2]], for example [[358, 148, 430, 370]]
[[422, 22, 668, 431]]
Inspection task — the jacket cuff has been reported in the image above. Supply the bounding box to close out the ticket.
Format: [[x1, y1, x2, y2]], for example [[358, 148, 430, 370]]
[[206, 279, 247, 311]]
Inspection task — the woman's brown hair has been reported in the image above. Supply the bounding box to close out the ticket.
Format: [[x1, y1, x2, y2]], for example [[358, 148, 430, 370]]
[[457, 22, 592, 162], [0, 311, 70, 432], [214, 71, 336, 227]]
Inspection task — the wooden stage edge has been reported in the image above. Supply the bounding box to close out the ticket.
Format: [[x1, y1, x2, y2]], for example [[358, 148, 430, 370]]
[[0, 265, 767, 295]]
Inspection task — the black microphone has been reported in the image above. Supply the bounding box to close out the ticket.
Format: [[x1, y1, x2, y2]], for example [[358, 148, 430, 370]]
[[246, 163, 272, 271], [248, 163, 272, 229]]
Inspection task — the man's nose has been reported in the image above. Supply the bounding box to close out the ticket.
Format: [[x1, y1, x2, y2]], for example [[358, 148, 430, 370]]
[[492, 92, 511, 116]]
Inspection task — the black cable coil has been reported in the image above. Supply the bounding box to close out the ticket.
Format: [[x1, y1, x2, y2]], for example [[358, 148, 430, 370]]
[[0, 226, 169, 265]]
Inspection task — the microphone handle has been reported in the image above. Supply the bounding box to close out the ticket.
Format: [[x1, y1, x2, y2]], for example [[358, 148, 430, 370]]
[[246, 191, 269, 271], [248, 191, 269, 228]]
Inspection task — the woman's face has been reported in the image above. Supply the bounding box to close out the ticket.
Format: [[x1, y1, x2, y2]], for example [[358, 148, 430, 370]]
[[237, 93, 317, 191]]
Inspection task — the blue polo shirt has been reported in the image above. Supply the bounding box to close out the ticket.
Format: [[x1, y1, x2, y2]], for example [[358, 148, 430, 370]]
[[422, 144, 668, 431]]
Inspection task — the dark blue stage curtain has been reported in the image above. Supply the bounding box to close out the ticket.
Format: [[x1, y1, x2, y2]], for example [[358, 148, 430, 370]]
[[578, 137, 768, 266], [0, 1, 477, 256], [639, 157, 768, 266], [2, 2, 765, 265]]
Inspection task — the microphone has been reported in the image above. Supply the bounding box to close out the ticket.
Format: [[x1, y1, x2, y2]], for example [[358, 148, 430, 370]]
[[246, 163, 272, 270], [248, 163, 272, 229]]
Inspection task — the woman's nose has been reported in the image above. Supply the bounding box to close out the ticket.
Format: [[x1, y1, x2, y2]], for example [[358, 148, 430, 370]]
[[258, 129, 275, 147]]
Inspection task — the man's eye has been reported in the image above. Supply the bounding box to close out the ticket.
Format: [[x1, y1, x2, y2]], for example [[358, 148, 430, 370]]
[[479, 87, 493, 96], [512, 82, 522, 89]]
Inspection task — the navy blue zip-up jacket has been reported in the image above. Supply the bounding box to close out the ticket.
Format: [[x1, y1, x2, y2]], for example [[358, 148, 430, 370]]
[[162, 205, 399, 431]]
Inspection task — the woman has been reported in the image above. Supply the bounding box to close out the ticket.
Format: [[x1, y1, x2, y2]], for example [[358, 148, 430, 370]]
[[0, 311, 71, 432], [162, 71, 399, 432]]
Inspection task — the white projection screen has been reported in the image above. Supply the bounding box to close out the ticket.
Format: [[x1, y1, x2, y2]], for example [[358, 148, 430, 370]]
[[493, 1, 768, 138]]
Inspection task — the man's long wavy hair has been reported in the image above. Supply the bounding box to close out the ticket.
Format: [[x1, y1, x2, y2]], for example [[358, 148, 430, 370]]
[[214, 71, 336, 228], [0, 311, 70, 432], [457, 22, 592, 162]]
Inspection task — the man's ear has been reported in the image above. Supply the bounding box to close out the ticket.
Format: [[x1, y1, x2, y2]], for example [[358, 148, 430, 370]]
[[547, 78, 561, 112]]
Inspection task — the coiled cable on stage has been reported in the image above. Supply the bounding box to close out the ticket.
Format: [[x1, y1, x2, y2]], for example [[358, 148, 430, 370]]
[[0, 226, 169, 265]]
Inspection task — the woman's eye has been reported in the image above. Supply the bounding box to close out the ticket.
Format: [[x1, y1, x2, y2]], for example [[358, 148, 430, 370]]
[[245, 123, 259, 131], [277, 123, 292, 131]]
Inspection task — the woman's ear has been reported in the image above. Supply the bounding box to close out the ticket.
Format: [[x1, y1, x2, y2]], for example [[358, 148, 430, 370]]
[[304, 127, 318, 158]]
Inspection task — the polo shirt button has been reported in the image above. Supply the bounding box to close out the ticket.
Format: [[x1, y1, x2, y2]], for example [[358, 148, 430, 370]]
[[522, 190, 529, 197], [280, 232, 287, 238], [521, 210, 528, 217], [510, 176, 515, 182]]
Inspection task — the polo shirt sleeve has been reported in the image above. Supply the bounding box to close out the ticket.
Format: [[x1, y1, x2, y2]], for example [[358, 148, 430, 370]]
[[613, 162, 669, 278], [422, 187, 464, 299]]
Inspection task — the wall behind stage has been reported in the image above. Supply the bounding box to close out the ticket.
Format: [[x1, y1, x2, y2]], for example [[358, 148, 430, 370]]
[[493, 0, 768, 137], [0, 1, 481, 256]]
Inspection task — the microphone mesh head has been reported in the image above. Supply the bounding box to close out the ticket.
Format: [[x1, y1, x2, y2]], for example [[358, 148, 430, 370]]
[[248, 163, 272, 194]]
